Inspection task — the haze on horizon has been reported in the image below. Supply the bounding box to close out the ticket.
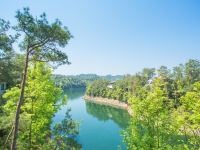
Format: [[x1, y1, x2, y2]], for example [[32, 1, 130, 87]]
[[0, 0, 200, 75]]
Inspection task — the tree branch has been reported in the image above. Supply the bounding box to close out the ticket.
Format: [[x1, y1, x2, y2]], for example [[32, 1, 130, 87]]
[[3, 125, 14, 150]]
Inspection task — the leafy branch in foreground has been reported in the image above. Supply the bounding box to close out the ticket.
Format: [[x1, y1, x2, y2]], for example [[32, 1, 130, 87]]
[[46, 109, 81, 150], [1, 62, 82, 149], [2, 63, 65, 149]]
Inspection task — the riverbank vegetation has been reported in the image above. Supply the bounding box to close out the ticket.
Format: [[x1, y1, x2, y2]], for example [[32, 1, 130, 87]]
[[86, 59, 200, 149]]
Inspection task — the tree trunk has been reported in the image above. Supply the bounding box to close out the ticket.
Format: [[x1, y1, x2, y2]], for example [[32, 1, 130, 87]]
[[2, 126, 14, 150], [28, 98, 34, 150], [11, 51, 29, 150]]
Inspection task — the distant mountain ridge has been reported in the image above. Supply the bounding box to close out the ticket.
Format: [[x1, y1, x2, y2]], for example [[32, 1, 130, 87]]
[[53, 74, 124, 89], [53, 74, 124, 81]]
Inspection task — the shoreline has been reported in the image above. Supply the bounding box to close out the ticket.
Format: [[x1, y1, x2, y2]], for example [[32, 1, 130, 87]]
[[83, 95, 133, 116]]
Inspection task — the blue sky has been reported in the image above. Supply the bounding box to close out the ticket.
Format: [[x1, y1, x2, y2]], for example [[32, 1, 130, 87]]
[[0, 0, 200, 75]]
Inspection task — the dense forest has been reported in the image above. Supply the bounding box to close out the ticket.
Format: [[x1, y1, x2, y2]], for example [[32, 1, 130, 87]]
[[0, 8, 81, 149], [86, 59, 200, 149]]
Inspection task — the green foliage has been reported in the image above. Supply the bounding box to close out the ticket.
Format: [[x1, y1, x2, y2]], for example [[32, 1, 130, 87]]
[[53, 75, 87, 89], [53, 74, 124, 90], [15, 7, 72, 67], [123, 78, 179, 150], [122, 60, 200, 150], [85, 59, 200, 149], [0, 63, 79, 149], [0, 19, 14, 58], [173, 82, 200, 149], [0, 8, 75, 149], [0, 19, 22, 87], [86, 79, 109, 97], [185, 59, 200, 85], [0, 54, 23, 88], [86, 69, 156, 103], [4, 8, 73, 149], [74, 74, 123, 81]]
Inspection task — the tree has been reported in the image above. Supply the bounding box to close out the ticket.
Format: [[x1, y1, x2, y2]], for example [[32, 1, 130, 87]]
[[172, 64, 185, 106], [86, 80, 109, 97], [123, 78, 178, 149], [10, 8, 72, 149], [122, 61, 200, 149], [2, 62, 66, 149], [0, 19, 16, 86], [0, 54, 23, 88], [157, 66, 171, 79], [174, 82, 200, 149], [0, 19, 14, 59], [185, 59, 200, 86], [141, 68, 156, 81]]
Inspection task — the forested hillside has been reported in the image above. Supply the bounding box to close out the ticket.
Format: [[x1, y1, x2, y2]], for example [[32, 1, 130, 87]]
[[53, 74, 123, 89]]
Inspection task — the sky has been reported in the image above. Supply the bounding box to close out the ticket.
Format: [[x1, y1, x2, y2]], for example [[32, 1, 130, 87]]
[[0, 0, 200, 75]]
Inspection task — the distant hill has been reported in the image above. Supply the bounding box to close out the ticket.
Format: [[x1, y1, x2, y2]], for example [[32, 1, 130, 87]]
[[53, 74, 124, 89], [100, 74, 124, 81]]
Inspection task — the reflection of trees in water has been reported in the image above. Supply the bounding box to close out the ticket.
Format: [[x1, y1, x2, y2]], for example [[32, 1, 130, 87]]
[[63, 88, 86, 100], [85, 102, 130, 128]]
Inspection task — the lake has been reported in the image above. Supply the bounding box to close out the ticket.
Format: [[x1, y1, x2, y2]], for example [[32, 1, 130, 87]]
[[53, 88, 130, 150]]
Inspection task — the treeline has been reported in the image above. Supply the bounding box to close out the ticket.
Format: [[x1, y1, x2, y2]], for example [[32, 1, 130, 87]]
[[0, 8, 81, 149], [86, 59, 200, 149], [53, 75, 87, 89], [86, 59, 200, 104], [53, 74, 123, 89], [86, 79, 130, 103]]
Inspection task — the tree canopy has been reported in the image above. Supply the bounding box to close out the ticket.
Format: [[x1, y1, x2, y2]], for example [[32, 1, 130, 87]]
[[86, 59, 200, 149]]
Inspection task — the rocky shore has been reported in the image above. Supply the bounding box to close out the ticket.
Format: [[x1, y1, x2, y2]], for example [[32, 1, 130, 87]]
[[83, 95, 133, 116]]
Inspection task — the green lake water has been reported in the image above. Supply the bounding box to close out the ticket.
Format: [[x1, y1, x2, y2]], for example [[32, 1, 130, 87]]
[[53, 88, 130, 150]]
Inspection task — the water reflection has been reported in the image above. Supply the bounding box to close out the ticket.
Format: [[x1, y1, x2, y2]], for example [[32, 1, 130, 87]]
[[64, 88, 86, 100], [85, 101, 130, 128], [55, 88, 130, 150]]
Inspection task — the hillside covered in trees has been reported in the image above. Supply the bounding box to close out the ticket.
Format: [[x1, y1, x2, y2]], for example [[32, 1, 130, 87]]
[[53, 74, 123, 89]]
